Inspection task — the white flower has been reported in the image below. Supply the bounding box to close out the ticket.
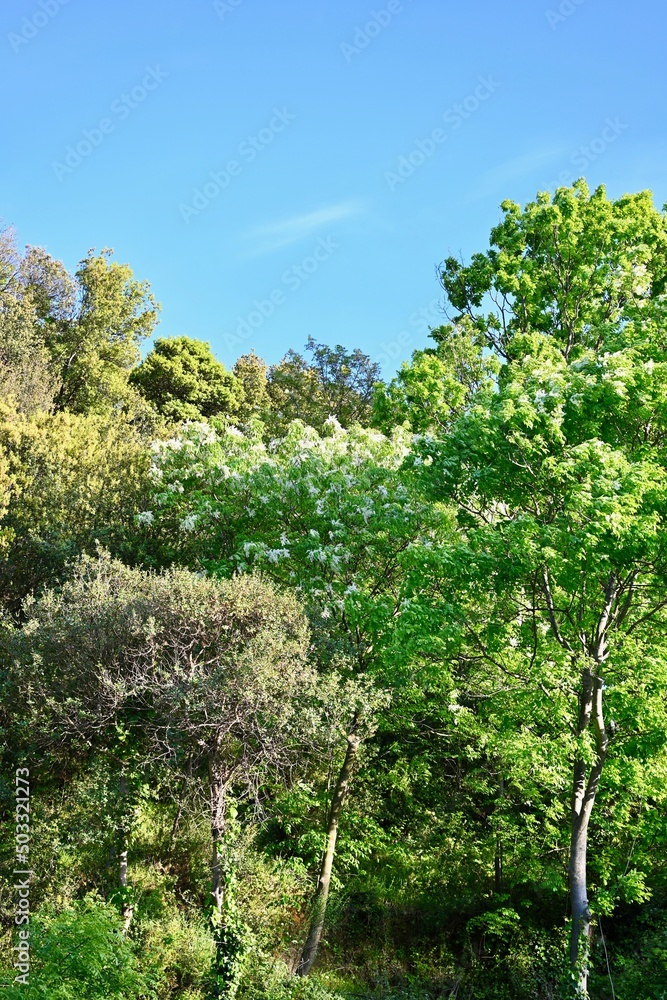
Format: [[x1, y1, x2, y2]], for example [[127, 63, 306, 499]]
[[508, 637, 518, 648], [180, 514, 198, 532], [280, 532, 289, 546], [265, 548, 290, 564], [321, 607, 331, 619], [137, 511, 154, 526]]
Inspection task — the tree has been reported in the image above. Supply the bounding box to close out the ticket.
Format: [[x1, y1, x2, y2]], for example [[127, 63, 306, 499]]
[[0, 233, 72, 414], [8, 553, 316, 990], [0, 293, 56, 414], [136, 417, 445, 974], [373, 318, 499, 434], [47, 249, 159, 414], [0, 404, 150, 612], [232, 350, 270, 422], [406, 181, 667, 995], [0, 234, 159, 416], [130, 336, 244, 422], [266, 337, 381, 434]]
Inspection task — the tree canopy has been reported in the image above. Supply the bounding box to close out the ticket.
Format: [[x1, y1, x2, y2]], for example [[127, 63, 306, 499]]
[[3, 184, 667, 1000]]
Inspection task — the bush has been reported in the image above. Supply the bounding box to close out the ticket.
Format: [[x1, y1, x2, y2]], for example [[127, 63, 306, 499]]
[[0, 895, 154, 999]]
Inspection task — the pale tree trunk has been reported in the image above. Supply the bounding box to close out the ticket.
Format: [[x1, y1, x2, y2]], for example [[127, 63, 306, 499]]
[[118, 775, 134, 932], [208, 753, 230, 917], [569, 665, 609, 996], [296, 724, 361, 977]]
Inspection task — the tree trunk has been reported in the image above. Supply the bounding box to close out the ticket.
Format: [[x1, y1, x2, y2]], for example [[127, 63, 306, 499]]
[[118, 775, 134, 932], [296, 724, 361, 977], [569, 666, 609, 996], [208, 753, 230, 916]]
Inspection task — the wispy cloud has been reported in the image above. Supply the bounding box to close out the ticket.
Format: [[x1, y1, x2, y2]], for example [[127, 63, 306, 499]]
[[467, 146, 566, 202], [242, 200, 364, 255]]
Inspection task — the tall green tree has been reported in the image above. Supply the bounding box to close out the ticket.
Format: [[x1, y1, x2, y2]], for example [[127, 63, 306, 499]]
[[404, 181, 667, 995], [0, 234, 158, 416], [232, 351, 270, 422], [8, 553, 317, 992], [48, 249, 159, 414]]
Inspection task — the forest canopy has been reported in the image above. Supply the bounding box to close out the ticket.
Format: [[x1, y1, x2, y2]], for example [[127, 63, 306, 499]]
[[2, 182, 667, 1000]]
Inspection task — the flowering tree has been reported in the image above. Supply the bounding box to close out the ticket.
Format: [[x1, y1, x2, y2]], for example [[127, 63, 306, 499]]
[[138, 416, 450, 974], [396, 181, 667, 996]]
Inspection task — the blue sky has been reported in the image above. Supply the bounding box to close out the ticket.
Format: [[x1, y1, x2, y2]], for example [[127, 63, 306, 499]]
[[1, 0, 665, 377]]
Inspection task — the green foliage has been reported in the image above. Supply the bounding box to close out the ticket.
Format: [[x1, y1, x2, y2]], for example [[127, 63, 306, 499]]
[[0, 404, 151, 611], [4, 188, 667, 998], [130, 336, 244, 422], [373, 319, 499, 434], [0, 896, 152, 999], [266, 337, 381, 434], [233, 351, 270, 422], [52, 249, 159, 414], [0, 234, 158, 416]]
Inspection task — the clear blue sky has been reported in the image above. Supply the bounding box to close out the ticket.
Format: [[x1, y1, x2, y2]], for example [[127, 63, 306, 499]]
[[2, 0, 665, 377]]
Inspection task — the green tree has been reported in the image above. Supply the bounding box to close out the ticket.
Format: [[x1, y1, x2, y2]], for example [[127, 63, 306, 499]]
[[49, 249, 159, 414], [373, 318, 499, 434], [266, 337, 381, 434], [136, 418, 447, 974], [0, 294, 56, 414], [9, 553, 316, 993], [130, 336, 244, 422], [405, 181, 667, 995], [0, 233, 73, 414], [232, 350, 270, 422], [0, 405, 150, 612], [0, 234, 158, 416]]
